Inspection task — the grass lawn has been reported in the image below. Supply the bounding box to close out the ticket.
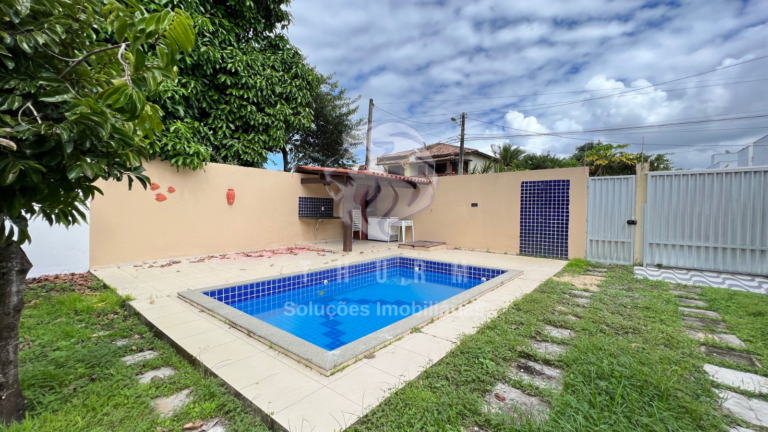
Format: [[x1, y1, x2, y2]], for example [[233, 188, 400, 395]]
[[348, 260, 755, 432], [698, 284, 768, 403], [1, 275, 270, 432]]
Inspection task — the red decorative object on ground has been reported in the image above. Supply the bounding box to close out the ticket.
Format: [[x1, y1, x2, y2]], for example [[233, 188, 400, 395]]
[[226, 189, 235, 205], [167, 186, 176, 193], [155, 193, 167, 202], [150, 182, 160, 191]]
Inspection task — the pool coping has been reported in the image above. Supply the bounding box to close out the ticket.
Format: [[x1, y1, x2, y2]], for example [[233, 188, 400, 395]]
[[178, 255, 522, 375]]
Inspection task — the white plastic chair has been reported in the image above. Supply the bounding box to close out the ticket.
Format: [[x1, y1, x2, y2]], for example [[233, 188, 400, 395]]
[[391, 220, 414, 242], [352, 204, 362, 242]]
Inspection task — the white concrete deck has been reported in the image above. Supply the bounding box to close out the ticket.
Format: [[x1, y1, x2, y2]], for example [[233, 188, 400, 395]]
[[92, 245, 566, 431]]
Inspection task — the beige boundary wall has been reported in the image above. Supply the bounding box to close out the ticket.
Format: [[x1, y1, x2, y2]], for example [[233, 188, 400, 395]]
[[410, 167, 590, 259], [90, 161, 589, 266], [90, 159, 342, 267]]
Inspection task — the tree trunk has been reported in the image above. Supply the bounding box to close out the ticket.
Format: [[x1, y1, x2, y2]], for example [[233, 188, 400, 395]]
[[0, 244, 32, 425], [281, 147, 291, 172]]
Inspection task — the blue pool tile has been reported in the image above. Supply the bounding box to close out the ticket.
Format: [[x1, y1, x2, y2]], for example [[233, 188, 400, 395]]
[[202, 257, 507, 352]]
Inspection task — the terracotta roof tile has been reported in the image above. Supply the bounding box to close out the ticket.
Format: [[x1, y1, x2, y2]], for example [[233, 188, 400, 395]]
[[294, 166, 431, 184], [377, 143, 492, 165]]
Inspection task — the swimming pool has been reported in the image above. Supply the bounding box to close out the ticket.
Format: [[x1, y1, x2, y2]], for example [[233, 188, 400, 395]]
[[179, 256, 521, 374]]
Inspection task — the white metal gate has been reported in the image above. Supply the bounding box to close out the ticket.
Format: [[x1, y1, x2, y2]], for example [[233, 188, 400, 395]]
[[587, 176, 636, 264], [644, 167, 768, 276]]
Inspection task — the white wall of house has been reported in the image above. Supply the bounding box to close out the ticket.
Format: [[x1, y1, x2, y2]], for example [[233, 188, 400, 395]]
[[23, 215, 90, 277], [467, 154, 492, 172]]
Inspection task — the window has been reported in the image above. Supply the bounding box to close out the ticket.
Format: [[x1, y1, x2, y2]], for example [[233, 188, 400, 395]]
[[435, 163, 448, 174], [388, 165, 405, 176]]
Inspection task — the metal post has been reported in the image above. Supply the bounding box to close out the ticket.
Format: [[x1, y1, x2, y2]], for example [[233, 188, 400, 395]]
[[458, 112, 466, 175], [365, 99, 373, 168]]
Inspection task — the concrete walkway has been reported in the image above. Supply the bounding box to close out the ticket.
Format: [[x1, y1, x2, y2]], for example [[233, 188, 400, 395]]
[[92, 246, 565, 431]]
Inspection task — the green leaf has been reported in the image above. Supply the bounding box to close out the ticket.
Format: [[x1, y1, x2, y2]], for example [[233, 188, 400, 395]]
[[132, 48, 146, 73], [66, 163, 83, 179], [16, 34, 34, 53], [114, 16, 129, 42], [0, 94, 22, 111], [39, 87, 73, 102], [1, 56, 14, 69], [81, 162, 94, 178], [1, 161, 20, 185]]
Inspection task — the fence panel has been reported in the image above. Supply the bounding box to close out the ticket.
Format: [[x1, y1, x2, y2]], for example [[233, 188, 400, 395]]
[[587, 176, 636, 264], [644, 167, 768, 276]]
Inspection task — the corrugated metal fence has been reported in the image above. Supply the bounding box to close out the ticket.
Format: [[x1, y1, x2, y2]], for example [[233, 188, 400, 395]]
[[587, 176, 636, 265], [644, 167, 768, 276]]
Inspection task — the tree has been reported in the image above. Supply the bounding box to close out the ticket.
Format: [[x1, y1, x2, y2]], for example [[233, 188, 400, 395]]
[[572, 141, 674, 176], [280, 73, 364, 172], [511, 152, 579, 171], [468, 158, 501, 174], [0, 0, 195, 423], [141, 0, 321, 169], [583, 143, 636, 176], [492, 143, 526, 168]]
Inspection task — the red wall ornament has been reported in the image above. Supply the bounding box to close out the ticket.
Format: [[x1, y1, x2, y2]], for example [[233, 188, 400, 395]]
[[226, 189, 235, 205], [167, 186, 176, 193], [150, 182, 160, 191], [155, 193, 167, 202]]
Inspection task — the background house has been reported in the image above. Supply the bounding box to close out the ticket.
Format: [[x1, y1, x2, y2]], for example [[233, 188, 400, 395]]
[[376, 143, 495, 177], [708, 134, 768, 169]]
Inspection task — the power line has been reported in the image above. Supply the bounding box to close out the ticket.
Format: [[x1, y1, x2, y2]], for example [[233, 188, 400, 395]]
[[464, 114, 768, 139], [374, 54, 768, 120], [376, 74, 768, 105], [372, 105, 455, 125], [379, 77, 768, 120]]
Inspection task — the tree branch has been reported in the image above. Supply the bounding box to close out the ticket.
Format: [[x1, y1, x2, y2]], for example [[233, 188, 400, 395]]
[[58, 43, 130, 79]]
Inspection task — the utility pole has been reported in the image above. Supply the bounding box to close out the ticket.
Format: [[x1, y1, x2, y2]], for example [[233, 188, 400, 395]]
[[458, 112, 466, 175], [365, 99, 373, 169]]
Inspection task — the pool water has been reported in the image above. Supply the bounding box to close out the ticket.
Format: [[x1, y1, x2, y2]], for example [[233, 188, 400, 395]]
[[203, 257, 506, 351]]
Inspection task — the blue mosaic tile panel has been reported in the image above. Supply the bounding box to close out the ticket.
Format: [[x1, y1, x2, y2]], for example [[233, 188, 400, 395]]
[[203, 256, 507, 310], [520, 179, 570, 259], [298, 197, 334, 217]]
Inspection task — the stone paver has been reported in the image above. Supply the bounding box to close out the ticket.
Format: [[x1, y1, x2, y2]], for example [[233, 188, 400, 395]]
[[571, 297, 591, 305], [138, 367, 176, 384], [92, 248, 566, 432], [153, 388, 193, 418], [729, 427, 757, 432], [530, 341, 567, 358], [679, 307, 722, 319], [569, 290, 593, 298], [113, 338, 131, 347], [686, 330, 746, 348], [700, 346, 762, 368], [670, 290, 700, 298], [680, 286, 702, 293], [553, 275, 603, 291], [509, 359, 563, 390], [683, 316, 727, 331], [121, 350, 158, 365], [704, 364, 768, 394], [717, 389, 768, 427], [484, 383, 550, 419], [543, 325, 574, 339], [679, 298, 708, 307]]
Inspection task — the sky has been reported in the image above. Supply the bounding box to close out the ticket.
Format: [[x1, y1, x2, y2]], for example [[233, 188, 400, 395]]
[[269, 0, 768, 170]]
